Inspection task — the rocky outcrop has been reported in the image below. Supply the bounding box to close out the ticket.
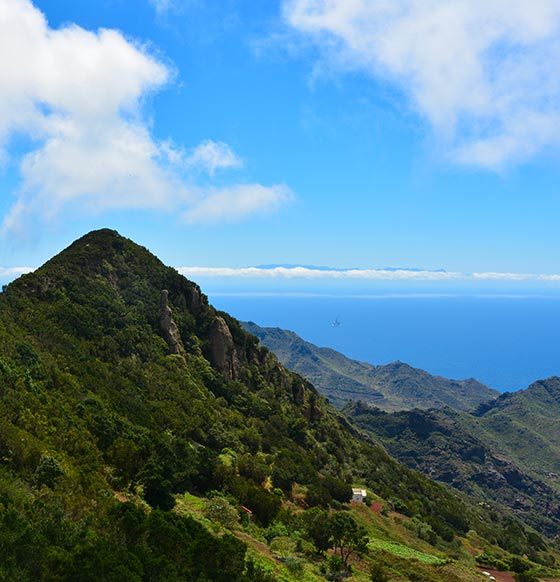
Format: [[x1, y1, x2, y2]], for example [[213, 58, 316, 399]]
[[186, 285, 203, 315], [159, 289, 186, 357], [208, 316, 240, 380]]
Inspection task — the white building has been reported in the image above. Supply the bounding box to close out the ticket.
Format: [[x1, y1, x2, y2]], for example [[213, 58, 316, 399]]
[[352, 488, 367, 503]]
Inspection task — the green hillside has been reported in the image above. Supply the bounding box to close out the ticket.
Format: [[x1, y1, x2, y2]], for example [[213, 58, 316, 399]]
[[463, 378, 560, 488], [241, 322, 498, 411], [345, 401, 560, 539], [0, 229, 554, 581]]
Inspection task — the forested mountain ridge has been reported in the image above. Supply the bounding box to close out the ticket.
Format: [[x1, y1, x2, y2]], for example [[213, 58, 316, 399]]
[[345, 401, 560, 539], [241, 322, 560, 545], [0, 229, 555, 581], [241, 322, 498, 411]]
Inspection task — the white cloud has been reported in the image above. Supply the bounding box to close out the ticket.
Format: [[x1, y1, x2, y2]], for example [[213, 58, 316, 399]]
[[472, 272, 533, 281], [0, 0, 289, 236], [177, 265, 560, 283], [184, 183, 293, 224], [149, 0, 174, 16], [149, 0, 194, 17], [177, 266, 463, 280], [5, 262, 560, 284], [284, 0, 560, 168], [185, 140, 243, 176]]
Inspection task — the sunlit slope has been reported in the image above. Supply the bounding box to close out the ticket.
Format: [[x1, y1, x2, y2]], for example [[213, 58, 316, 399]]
[[242, 321, 498, 411], [0, 229, 553, 580]]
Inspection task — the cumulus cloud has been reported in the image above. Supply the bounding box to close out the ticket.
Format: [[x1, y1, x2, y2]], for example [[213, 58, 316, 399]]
[[283, 0, 560, 168], [0, 0, 289, 236]]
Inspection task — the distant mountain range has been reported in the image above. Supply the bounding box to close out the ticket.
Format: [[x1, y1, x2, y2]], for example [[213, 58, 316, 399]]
[[242, 321, 560, 539], [241, 321, 498, 411], [345, 400, 560, 537]]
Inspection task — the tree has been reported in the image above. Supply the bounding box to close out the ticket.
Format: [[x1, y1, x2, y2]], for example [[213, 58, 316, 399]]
[[203, 497, 239, 530], [328, 513, 368, 568], [322, 475, 352, 504], [34, 455, 65, 489], [244, 486, 281, 526], [301, 508, 331, 553]]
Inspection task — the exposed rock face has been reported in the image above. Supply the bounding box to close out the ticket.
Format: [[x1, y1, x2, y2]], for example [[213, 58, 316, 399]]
[[208, 316, 240, 380], [187, 285, 203, 315], [159, 289, 186, 357]]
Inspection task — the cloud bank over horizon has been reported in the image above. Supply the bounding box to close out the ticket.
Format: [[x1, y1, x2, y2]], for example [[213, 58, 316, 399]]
[[0, 0, 290, 237], [284, 0, 560, 168], [177, 265, 560, 283], [5, 263, 560, 287]]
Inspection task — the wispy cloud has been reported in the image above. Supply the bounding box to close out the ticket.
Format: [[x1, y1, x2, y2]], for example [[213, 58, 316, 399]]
[[0, 0, 290, 237], [184, 184, 294, 224], [184, 140, 244, 176], [283, 0, 560, 168], [472, 272, 534, 281], [148, 0, 177, 16]]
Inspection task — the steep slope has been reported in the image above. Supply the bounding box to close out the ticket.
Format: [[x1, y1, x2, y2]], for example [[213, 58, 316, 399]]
[[345, 402, 560, 538], [466, 377, 560, 488], [242, 322, 498, 411], [0, 229, 554, 580]]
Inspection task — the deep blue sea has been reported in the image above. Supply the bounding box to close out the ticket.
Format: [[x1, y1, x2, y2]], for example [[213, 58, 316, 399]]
[[208, 294, 560, 393]]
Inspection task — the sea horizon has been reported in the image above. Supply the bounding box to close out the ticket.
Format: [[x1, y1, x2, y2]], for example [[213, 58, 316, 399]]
[[209, 291, 560, 394]]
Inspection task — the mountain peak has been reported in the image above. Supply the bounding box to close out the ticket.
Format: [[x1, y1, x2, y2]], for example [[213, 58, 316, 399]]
[[47, 228, 153, 268], [10, 228, 168, 291], [4, 229, 208, 347]]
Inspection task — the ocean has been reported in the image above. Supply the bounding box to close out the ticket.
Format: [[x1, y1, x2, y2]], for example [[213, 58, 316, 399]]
[[208, 293, 560, 393]]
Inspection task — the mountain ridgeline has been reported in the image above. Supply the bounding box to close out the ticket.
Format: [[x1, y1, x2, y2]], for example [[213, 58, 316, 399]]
[[343, 378, 560, 540], [0, 229, 556, 581], [243, 321, 560, 543], [345, 401, 560, 539], [241, 322, 498, 411]]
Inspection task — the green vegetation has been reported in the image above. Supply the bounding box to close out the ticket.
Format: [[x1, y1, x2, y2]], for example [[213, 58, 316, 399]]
[[467, 379, 560, 487], [241, 321, 498, 411], [368, 539, 445, 565], [345, 399, 560, 543], [0, 229, 558, 581]]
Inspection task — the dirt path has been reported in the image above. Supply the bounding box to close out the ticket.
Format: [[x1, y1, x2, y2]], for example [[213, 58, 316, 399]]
[[234, 531, 275, 559]]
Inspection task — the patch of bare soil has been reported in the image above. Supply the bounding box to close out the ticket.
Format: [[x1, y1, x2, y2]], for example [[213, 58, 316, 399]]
[[370, 502, 384, 514]]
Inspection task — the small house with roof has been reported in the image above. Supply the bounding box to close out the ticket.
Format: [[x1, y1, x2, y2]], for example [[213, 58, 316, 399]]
[[351, 488, 367, 503]]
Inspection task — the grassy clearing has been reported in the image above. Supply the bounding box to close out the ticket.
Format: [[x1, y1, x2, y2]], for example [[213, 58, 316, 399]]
[[180, 491, 206, 511], [369, 539, 446, 565]]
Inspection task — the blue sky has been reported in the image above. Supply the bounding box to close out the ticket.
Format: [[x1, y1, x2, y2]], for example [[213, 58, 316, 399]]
[[2, 0, 560, 292]]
